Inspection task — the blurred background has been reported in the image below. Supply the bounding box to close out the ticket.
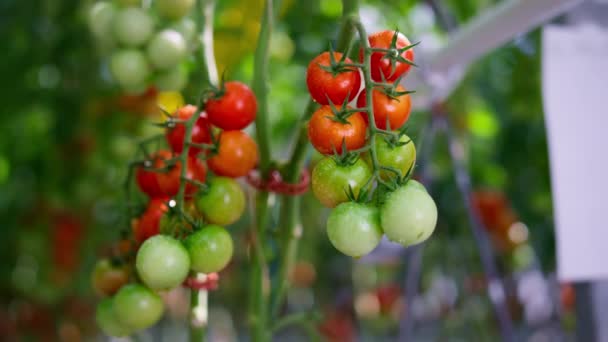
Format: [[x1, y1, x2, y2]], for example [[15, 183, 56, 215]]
[[1, 0, 603, 340]]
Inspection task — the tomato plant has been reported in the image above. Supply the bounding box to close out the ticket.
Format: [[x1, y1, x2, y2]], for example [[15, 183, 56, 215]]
[[356, 84, 412, 130], [312, 157, 371, 208], [136, 235, 190, 290], [307, 105, 367, 155], [165, 105, 212, 156], [362, 30, 415, 82], [365, 134, 416, 180], [206, 81, 257, 130], [207, 130, 258, 178], [327, 202, 383, 257], [113, 284, 164, 330], [195, 177, 245, 225], [306, 51, 361, 105], [185, 225, 234, 273], [155, 155, 207, 198]]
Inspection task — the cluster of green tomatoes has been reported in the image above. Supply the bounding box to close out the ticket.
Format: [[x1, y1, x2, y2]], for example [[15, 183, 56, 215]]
[[305, 29, 438, 258], [88, 0, 197, 92]]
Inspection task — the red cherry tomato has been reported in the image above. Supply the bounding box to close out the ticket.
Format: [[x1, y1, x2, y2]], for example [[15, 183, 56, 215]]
[[52, 213, 84, 272], [134, 198, 169, 243], [206, 81, 257, 130], [376, 284, 401, 315], [207, 131, 258, 178], [357, 85, 412, 130], [136, 152, 165, 198], [318, 311, 355, 342], [165, 105, 212, 156], [307, 105, 367, 155], [155, 154, 207, 198], [361, 30, 415, 82], [306, 51, 361, 105]]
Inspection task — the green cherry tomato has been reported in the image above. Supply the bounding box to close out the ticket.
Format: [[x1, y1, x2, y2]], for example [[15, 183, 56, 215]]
[[113, 8, 153, 47], [110, 49, 150, 88], [88, 2, 115, 38], [380, 181, 437, 246], [96, 298, 131, 337], [312, 157, 372, 208], [155, 65, 188, 91], [327, 202, 383, 257], [170, 18, 196, 45], [113, 284, 164, 330], [157, 0, 195, 19], [147, 30, 187, 69], [185, 225, 233, 273], [365, 134, 416, 180], [136, 235, 190, 290], [195, 177, 245, 226], [406, 179, 427, 192]]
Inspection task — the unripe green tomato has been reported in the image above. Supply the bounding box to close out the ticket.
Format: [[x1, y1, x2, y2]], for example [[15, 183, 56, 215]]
[[113, 284, 164, 330], [195, 177, 245, 226], [113, 8, 153, 47], [365, 134, 416, 180], [147, 30, 187, 69], [406, 179, 427, 192], [157, 0, 195, 19], [96, 298, 131, 337], [136, 235, 190, 290], [380, 181, 437, 246], [110, 49, 150, 88], [312, 157, 372, 208], [327, 202, 383, 257], [88, 2, 116, 38], [185, 225, 233, 273], [155, 65, 188, 91], [170, 18, 196, 45]]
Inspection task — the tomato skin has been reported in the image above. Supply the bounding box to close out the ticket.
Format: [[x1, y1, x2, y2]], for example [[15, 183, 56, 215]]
[[185, 225, 233, 273], [96, 298, 131, 337], [206, 82, 257, 130], [306, 52, 361, 105], [312, 157, 372, 208], [380, 181, 437, 246], [307, 106, 367, 155], [147, 29, 187, 70], [327, 202, 383, 257], [113, 8, 154, 47], [113, 284, 164, 331], [364, 134, 416, 180], [357, 85, 412, 130], [136, 155, 164, 198], [110, 49, 150, 89], [165, 105, 212, 156], [134, 198, 169, 243], [195, 177, 245, 225], [207, 131, 258, 178], [361, 30, 415, 82], [92, 259, 130, 297], [156, 155, 207, 198], [136, 235, 190, 290]]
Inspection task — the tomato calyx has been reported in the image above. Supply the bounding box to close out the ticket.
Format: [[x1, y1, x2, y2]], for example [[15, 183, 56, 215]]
[[326, 96, 364, 124], [377, 30, 419, 78], [317, 44, 360, 76], [382, 127, 413, 148], [331, 140, 367, 166]]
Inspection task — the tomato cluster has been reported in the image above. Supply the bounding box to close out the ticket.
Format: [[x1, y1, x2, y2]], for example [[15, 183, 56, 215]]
[[94, 78, 257, 336], [88, 0, 197, 92], [305, 30, 436, 257]]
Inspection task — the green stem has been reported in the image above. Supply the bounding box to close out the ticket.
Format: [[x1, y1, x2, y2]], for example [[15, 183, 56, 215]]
[[190, 283, 207, 342], [249, 1, 275, 341], [270, 0, 360, 318]]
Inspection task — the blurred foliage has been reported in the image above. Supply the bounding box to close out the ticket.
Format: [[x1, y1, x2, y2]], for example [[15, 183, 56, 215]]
[[0, 0, 559, 340]]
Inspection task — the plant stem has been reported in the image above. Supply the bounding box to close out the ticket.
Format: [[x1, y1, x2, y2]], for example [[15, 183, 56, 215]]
[[270, 0, 361, 318], [250, 0, 275, 341]]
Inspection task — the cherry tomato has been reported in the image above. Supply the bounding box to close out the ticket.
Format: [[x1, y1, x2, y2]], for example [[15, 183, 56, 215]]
[[318, 311, 355, 342], [134, 198, 169, 243], [155, 155, 207, 198], [362, 30, 415, 82], [207, 131, 258, 178], [307, 106, 367, 155], [96, 298, 131, 337], [380, 180, 437, 246], [92, 259, 130, 297], [376, 284, 401, 315], [195, 177, 245, 225], [136, 235, 190, 290], [206, 81, 257, 130], [357, 85, 412, 130], [364, 134, 416, 180], [88, 2, 115, 38], [165, 105, 212, 156], [110, 49, 150, 89], [157, 0, 194, 19], [327, 202, 383, 257], [156, 65, 188, 92], [306, 52, 361, 105], [113, 8, 154, 47], [135, 153, 167, 198], [185, 225, 233, 273], [52, 213, 84, 272], [113, 284, 164, 330], [147, 29, 187, 69], [312, 157, 371, 208]]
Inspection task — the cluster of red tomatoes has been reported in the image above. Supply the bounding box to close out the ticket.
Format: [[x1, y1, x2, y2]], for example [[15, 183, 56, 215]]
[[88, 0, 198, 92], [92, 81, 258, 337], [305, 30, 437, 257]]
